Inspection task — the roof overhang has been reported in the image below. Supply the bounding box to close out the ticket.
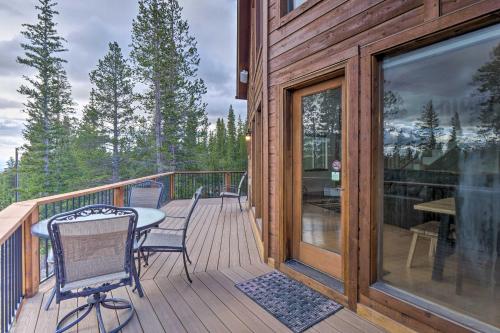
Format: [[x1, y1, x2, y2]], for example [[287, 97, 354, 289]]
[[236, 0, 250, 100]]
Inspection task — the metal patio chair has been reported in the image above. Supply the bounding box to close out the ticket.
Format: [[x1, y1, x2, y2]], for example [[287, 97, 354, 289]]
[[48, 205, 139, 333], [127, 179, 165, 269], [128, 179, 164, 208], [135, 187, 203, 283], [220, 171, 247, 211]]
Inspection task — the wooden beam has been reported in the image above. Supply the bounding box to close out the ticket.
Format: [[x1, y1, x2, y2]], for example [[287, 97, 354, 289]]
[[424, 0, 440, 21]]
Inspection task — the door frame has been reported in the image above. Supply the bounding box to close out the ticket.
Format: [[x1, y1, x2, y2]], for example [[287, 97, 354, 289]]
[[291, 78, 347, 279], [276, 53, 360, 309]]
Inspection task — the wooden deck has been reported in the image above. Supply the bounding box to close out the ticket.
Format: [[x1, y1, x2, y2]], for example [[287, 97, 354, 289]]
[[13, 199, 385, 333]]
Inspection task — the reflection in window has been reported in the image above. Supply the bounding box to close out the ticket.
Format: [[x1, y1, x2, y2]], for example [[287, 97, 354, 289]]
[[287, 0, 305, 13], [379, 24, 500, 328], [302, 88, 341, 171], [301, 87, 342, 253]]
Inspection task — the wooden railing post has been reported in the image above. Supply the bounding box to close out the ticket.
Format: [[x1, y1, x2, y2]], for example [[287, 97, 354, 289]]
[[23, 208, 40, 297], [169, 174, 175, 200], [113, 186, 125, 207], [225, 172, 231, 192]]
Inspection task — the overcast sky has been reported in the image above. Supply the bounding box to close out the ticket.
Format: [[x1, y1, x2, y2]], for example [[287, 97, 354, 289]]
[[0, 0, 246, 169]]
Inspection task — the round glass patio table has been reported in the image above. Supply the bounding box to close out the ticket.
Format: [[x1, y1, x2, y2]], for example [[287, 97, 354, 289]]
[[31, 207, 166, 239]]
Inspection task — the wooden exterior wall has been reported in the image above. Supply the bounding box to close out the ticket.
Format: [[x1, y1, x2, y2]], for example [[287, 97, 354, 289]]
[[240, 0, 500, 332]]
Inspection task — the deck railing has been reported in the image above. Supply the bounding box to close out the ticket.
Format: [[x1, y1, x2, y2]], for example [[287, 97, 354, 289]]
[[0, 170, 246, 331]]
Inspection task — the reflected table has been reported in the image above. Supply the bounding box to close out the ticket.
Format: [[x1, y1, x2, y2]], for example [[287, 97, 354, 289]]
[[414, 198, 455, 280]]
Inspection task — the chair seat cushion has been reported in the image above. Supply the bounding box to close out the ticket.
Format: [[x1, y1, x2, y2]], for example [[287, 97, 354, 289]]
[[61, 271, 129, 292], [138, 232, 183, 249], [220, 192, 239, 197]]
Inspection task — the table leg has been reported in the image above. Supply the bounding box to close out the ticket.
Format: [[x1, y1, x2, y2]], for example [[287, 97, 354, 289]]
[[432, 214, 451, 280]]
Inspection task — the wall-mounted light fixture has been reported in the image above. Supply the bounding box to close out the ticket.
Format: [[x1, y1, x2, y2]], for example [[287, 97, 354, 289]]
[[240, 69, 249, 84], [245, 129, 251, 142]]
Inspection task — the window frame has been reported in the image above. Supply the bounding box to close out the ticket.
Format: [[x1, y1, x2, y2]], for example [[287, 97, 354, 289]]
[[278, 0, 323, 27]]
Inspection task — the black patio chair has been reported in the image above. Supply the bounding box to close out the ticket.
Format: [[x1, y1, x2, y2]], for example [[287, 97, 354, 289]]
[[220, 172, 247, 212], [128, 179, 164, 208], [48, 205, 139, 333], [127, 179, 165, 269], [135, 187, 203, 283]]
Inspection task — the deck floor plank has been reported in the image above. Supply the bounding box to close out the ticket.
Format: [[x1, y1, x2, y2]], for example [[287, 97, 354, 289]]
[[111, 287, 144, 333], [193, 202, 220, 272], [169, 276, 230, 333], [141, 279, 186, 333], [218, 204, 231, 269], [155, 277, 208, 333], [197, 272, 275, 333], [188, 275, 252, 333]]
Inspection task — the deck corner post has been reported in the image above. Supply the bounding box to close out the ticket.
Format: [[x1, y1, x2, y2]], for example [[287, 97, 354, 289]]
[[225, 172, 231, 192], [113, 186, 125, 207], [169, 173, 175, 200], [23, 208, 40, 297]]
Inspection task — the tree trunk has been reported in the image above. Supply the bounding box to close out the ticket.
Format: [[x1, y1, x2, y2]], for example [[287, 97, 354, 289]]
[[42, 75, 50, 194], [154, 73, 162, 173], [112, 100, 119, 183]]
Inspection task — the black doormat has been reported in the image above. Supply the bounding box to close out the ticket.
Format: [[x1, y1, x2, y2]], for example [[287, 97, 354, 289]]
[[235, 271, 343, 333]]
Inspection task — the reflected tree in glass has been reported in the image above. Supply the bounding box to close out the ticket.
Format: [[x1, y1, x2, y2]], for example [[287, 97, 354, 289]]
[[472, 43, 500, 144]]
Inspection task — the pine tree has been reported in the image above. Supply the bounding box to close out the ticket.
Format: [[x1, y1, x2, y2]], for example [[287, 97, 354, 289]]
[[448, 111, 462, 147], [89, 42, 135, 182], [17, 0, 74, 197], [215, 118, 227, 169], [0, 159, 16, 210], [472, 43, 500, 143], [226, 105, 237, 166], [236, 114, 248, 170], [131, 0, 207, 172], [416, 100, 442, 151], [73, 90, 111, 187]]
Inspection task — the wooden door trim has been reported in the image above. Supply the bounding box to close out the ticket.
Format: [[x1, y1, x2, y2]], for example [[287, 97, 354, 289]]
[[276, 53, 360, 309]]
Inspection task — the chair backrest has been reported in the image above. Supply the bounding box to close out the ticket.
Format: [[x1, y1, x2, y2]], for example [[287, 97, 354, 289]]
[[181, 187, 203, 244], [237, 172, 248, 196], [48, 205, 138, 289], [128, 180, 163, 208]]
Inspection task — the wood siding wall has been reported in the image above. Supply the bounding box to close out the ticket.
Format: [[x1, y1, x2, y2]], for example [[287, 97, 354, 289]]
[[244, 0, 500, 331]]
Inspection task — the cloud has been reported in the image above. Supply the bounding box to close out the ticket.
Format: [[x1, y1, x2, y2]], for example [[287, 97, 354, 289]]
[[0, 37, 23, 75], [0, 97, 21, 109], [0, 118, 24, 137], [0, 3, 23, 17]]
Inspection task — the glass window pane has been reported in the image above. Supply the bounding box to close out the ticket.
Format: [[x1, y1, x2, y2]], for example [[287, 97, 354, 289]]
[[288, 0, 305, 12], [379, 24, 500, 328], [302, 87, 343, 253]]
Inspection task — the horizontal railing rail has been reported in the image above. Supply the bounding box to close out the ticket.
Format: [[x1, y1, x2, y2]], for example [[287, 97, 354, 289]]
[[0, 170, 246, 330], [172, 171, 247, 199]]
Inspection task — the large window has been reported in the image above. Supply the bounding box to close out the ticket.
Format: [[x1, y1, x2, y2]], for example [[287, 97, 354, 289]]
[[379, 24, 500, 328]]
